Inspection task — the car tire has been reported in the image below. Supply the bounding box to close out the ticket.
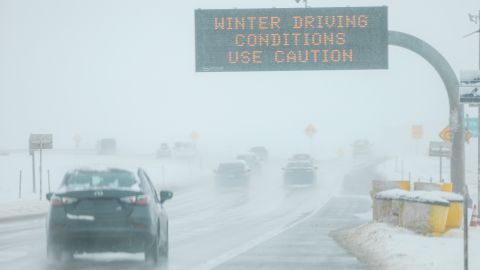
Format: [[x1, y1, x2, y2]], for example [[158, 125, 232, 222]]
[[47, 241, 61, 262], [145, 231, 160, 264], [160, 223, 169, 258]]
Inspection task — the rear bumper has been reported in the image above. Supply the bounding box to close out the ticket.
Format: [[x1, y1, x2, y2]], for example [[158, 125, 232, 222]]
[[49, 228, 155, 253], [284, 172, 316, 185], [215, 175, 250, 186]]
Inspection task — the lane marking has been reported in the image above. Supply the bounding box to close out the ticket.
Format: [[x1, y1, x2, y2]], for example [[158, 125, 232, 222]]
[[190, 204, 324, 270]]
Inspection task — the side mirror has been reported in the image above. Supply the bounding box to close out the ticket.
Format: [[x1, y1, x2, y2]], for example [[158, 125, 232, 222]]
[[46, 192, 53, 201], [160, 190, 173, 204]]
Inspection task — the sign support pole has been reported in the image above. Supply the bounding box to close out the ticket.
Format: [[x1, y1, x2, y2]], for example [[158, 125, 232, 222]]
[[477, 8, 480, 221], [39, 144, 43, 201], [478, 105, 480, 218], [31, 151, 36, 193], [464, 186, 469, 270], [440, 154, 443, 182]]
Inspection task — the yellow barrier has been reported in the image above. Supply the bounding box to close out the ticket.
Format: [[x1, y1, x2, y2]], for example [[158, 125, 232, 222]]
[[446, 201, 463, 228], [429, 204, 450, 235], [414, 182, 442, 191], [400, 200, 450, 235], [375, 189, 463, 235], [399, 181, 410, 192], [441, 183, 453, 192]]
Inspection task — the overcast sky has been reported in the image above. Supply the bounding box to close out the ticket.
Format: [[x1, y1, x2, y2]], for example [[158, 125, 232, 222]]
[[0, 0, 479, 158]]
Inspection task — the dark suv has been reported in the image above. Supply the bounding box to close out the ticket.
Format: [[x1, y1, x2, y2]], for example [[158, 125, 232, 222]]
[[46, 166, 173, 264]]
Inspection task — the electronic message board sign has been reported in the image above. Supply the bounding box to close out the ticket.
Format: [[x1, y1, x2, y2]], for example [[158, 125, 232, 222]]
[[195, 7, 388, 72]]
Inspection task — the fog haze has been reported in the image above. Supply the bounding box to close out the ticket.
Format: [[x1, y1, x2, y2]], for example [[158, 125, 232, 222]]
[[1, 0, 479, 158]]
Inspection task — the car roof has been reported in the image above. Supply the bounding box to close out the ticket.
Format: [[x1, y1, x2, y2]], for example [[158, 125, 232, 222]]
[[238, 153, 257, 158], [287, 160, 313, 165], [219, 160, 248, 166], [67, 165, 140, 175]]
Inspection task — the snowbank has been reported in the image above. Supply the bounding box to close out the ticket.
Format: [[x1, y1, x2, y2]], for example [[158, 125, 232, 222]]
[[333, 222, 480, 270]]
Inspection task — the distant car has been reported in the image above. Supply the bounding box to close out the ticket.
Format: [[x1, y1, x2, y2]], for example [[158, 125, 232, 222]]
[[173, 142, 197, 159], [46, 166, 173, 264], [96, 138, 117, 155], [290, 153, 314, 163], [214, 161, 251, 186], [249, 146, 269, 162], [156, 143, 172, 158], [283, 160, 317, 186], [237, 153, 261, 173], [352, 140, 372, 159]]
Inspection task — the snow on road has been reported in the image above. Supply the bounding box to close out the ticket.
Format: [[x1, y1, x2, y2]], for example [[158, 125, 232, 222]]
[[0, 151, 359, 270]]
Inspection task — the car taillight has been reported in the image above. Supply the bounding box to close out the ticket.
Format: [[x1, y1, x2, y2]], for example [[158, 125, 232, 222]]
[[135, 195, 149, 205], [120, 195, 149, 205], [50, 195, 78, 206]]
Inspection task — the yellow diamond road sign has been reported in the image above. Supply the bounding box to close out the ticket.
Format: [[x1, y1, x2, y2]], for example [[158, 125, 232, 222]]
[[439, 126, 472, 143], [411, 125, 423, 139], [305, 124, 317, 138]]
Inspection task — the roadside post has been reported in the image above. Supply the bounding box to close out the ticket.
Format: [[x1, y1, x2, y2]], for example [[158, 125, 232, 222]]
[[161, 165, 166, 186], [47, 169, 51, 193], [190, 131, 201, 168], [31, 150, 35, 193], [19, 170, 22, 199], [401, 160, 404, 179], [29, 134, 53, 201], [40, 144, 42, 200], [463, 186, 469, 270], [304, 124, 317, 157]]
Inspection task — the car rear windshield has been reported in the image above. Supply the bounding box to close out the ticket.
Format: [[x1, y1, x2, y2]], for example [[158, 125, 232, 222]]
[[218, 163, 245, 172], [64, 170, 139, 190], [287, 162, 312, 168]]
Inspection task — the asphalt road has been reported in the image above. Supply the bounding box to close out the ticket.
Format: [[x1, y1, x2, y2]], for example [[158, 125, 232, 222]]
[[0, 158, 376, 270]]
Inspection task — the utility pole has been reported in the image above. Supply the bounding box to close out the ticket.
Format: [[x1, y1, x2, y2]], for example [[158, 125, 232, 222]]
[[476, 9, 480, 224], [463, 11, 479, 270], [466, 10, 480, 220]]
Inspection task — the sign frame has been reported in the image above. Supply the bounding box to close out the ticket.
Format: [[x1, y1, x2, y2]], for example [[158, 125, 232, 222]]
[[195, 6, 389, 72], [429, 141, 451, 158], [29, 134, 53, 152], [459, 70, 480, 104]]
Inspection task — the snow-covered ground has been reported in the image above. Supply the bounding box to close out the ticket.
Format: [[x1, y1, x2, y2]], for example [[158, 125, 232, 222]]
[[332, 156, 480, 270], [334, 222, 480, 270]]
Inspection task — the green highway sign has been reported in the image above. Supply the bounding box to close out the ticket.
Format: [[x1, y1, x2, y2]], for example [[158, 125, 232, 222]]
[[466, 117, 478, 137]]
